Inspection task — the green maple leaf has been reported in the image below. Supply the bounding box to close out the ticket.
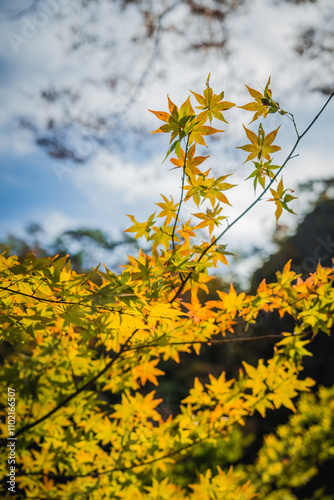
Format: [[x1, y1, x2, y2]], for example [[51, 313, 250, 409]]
[[268, 178, 297, 223], [246, 160, 280, 191], [238, 124, 281, 163]]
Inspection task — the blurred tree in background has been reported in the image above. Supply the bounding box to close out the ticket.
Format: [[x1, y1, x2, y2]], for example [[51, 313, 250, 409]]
[[11, 0, 334, 163]]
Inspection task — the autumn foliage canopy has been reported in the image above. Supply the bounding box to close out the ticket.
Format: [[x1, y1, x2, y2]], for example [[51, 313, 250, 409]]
[[0, 76, 333, 499]]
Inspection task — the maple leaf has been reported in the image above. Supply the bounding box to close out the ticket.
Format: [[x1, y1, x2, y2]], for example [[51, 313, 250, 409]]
[[209, 243, 233, 267], [183, 294, 214, 326], [182, 377, 212, 407], [276, 332, 313, 362], [111, 391, 162, 421], [149, 95, 196, 150], [238, 76, 284, 123], [206, 372, 234, 398], [184, 172, 235, 208], [125, 212, 155, 239], [193, 205, 226, 235], [268, 178, 297, 223], [132, 358, 165, 386], [151, 222, 175, 251], [248, 395, 274, 417], [170, 143, 209, 178], [190, 73, 235, 124], [31, 447, 57, 474], [238, 124, 281, 163], [156, 195, 179, 226], [149, 95, 179, 134], [179, 95, 195, 120], [189, 122, 224, 147], [177, 220, 197, 246], [275, 260, 297, 287], [246, 159, 280, 191], [207, 284, 246, 316], [210, 174, 236, 206]]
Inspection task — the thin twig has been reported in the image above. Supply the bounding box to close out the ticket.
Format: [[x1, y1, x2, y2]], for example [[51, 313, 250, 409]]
[[124, 333, 290, 352], [0, 285, 77, 306], [286, 112, 299, 137]]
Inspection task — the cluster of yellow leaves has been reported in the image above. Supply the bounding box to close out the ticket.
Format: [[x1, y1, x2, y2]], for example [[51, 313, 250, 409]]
[[126, 76, 239, 299], [190, 467, 257, 500], [0, 77, 332, 500], [240, 385, 334, 499], [0, 255, 333, 499], [129, 73, 294, 292]]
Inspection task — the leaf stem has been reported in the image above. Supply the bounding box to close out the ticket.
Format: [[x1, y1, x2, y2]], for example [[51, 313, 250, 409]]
[[171, 135, 190, 250]]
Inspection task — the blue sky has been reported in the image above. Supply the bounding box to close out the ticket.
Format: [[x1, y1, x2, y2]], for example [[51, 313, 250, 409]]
[[0, 0, 333, 281]]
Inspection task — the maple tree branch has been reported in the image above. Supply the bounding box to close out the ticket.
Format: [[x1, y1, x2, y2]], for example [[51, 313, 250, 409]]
[[127, 2, 179, 108], [16, 437, 202, 480], [170, 92, 334, 303], [0, 284, 140, 315], [299, 92, 334, 140], [0, 284, 77, 306], [0, 330, 138, 447], [124, 333, 292, 352]]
